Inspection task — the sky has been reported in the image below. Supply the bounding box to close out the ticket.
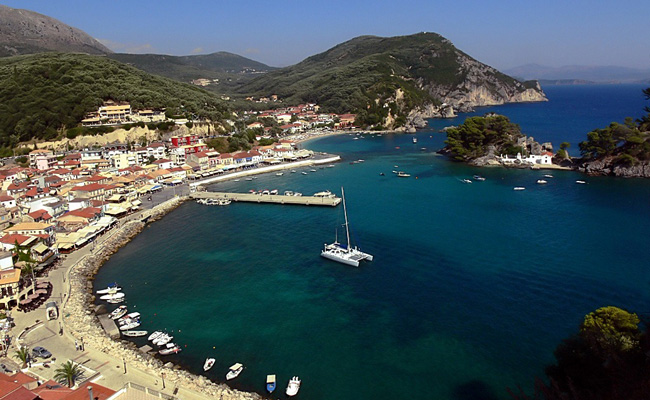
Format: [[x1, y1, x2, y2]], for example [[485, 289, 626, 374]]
[[4, 0, 650, 70]]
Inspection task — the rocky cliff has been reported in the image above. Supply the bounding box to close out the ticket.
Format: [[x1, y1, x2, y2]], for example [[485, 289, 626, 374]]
[[578, 158, 650, 178]]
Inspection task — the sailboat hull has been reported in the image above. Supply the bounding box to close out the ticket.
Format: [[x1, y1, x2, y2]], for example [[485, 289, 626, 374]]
[[321, 250, 360, 267]]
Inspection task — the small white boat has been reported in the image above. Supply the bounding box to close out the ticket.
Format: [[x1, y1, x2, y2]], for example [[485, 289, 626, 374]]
[[310, 169, 317, 172], [513, 187, 526, 191], [226, 363, 244, 380], [397, 171, 410, 178], [293, 192, 302, 196], [148, 331, 163, 341], [159, 343, 181, 355], [204, 358, 216, 371], [327, 165, 335, 168], [100, 292, 125, 301], [461, 179, 472, 184], [96, 285, 121, 295], [119, 320, 141, 331], [118, 312, 141, 322], [412, 137, 418, 143], [284, 191, 294, 196], [544, 174, 553, 178], [537, 179, 548, 184], [270, 189, 278, 195], [106, 298, 124, 304], [291, 170, 297, 173], [301, 171, 308, 175], [473, 175, 486, 181], [122, 330, 148, 337], [109, 305, 128, 320], [153, 334, 173, 346], [576, 180, 587, 184], [276, 172, 284, 176], [233, 179, 240, 182], [245, 177, 253, 181], [286, 376, 301, 396]]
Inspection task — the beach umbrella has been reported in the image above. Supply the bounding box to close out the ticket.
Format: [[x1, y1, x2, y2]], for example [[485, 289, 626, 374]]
[[37, 282, 49, 289], [28, 293, 39, 300], [35, 289, 48, 295], [19, 299, 31, 305]]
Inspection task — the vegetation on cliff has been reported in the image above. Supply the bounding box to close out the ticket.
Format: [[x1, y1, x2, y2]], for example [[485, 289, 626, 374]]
[[238, 33, 543, 129], [511, 306, 650, 400], [444, 115, 524, 161], [0, 52, 231, 149], [579, 88, 650, 167]]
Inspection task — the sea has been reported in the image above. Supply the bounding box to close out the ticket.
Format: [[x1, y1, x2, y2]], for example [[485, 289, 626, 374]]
[[95, 84, 650, 400]]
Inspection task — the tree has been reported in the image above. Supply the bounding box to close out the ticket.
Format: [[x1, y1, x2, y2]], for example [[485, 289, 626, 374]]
[[14, 346, 29, 368], [54, 361, 84, 387], [581, 306, 641, 354]]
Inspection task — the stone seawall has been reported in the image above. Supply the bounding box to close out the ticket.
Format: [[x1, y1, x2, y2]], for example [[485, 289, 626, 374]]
[[63, 196, 261, 400]]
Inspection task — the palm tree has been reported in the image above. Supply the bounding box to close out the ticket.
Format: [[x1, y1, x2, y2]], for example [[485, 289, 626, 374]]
[[14, 346, 29, 368], [54, 361, 84, 387]]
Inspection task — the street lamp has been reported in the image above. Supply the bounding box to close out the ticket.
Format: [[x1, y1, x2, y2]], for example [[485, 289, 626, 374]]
[[161, 372, 165, 389], [122, 357, 127, 374]]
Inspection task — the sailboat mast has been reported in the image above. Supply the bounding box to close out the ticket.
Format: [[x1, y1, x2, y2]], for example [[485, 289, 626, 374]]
[[342, 187, 351, 252]]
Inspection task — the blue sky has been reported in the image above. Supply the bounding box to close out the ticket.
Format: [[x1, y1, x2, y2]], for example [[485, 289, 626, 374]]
[[4, 0, 650, 69]]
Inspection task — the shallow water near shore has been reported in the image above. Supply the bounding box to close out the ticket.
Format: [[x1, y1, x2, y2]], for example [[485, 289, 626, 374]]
[[96, 84, 650, 400]]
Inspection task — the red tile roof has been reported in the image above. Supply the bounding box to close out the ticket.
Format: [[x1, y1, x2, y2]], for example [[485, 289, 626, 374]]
[[61, 382, 115, 400], [0, 234, 31, 245]]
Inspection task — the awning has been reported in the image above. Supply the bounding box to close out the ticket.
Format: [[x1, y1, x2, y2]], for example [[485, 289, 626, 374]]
[[32, 243, 49, 254]]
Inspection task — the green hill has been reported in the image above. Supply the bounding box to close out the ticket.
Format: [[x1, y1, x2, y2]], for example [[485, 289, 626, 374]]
[[238, 32, 546, 129], [108, 52, 275, 91], [0, 52, 231, 148]]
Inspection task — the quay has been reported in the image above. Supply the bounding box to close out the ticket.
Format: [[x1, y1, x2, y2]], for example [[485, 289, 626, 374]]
[[191, 191, 341, 206]]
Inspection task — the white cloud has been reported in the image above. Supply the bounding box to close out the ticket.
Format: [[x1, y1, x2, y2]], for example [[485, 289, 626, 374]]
[[97, 38, 155, 54], [191, 47, 204, 54]]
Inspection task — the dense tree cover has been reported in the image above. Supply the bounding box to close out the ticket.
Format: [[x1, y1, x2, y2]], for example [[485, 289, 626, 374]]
[[0, 52, 231, 148], [444, 115, 523, 161], [579, 88, 650, 165], [237, 33, 520, 126], [511, 306, 650, 400]]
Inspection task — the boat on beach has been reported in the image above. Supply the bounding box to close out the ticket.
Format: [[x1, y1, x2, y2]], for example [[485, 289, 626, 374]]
[[266, 374, 276, 393], [286, 376, 301, 396], [122, 330, 148, 337], [204, 358, 215, 371], [109, 305, 127, 320], [226, 363, 244, 380], [321, 187, 373, 267]]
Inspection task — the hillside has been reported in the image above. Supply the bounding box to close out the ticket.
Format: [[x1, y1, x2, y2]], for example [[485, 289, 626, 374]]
[[108, 52, 275, 91], [0, 52, 231, 148], [238, 32, 546, 129], [0, 4, 111, 57]]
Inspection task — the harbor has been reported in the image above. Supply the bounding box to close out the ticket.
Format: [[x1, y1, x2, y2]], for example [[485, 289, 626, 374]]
[[191, 191, 341, 207]]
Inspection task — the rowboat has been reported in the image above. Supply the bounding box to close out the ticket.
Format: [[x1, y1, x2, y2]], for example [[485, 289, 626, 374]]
[[266, 374, 276, 393], [109, 305, 127, 320]]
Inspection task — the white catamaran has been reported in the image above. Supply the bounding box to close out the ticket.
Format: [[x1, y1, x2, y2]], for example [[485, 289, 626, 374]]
[[321, 187, 373, 267]]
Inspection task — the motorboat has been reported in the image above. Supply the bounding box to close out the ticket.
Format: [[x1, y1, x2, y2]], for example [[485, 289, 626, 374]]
[[544, 174, 553, 178], [106, 298, 124, 304], [119, 320, 141, 331], [286, 376, 301, 396], [313, 190, 335, 198], [513, 187, 526, 191], [473, 175, 486, 181], [310, 169, 317, 172], [226, 363, 244, 380], [321, 187, 373, 267], [153, 334, 173, 346], [576, 180, 587, 184], [276, 172, 284, 176], [293, 192, 302, 196], [233, 179, 240, 182], [245, 177, 253, 181], [284, 191, 294, 196], [327, 165, 335, 168], [537, 179, 548, 184], [118, 312, 140, 322], [301, 171, 308, 175], [159, 343, 181, 355], [109, 306, 128, 320], [96, 284, 121, 295], [204, 358, 216, 371], [412, 137, 418, 143], [122, 330, 148, 337], [266, 374, 276, 393], [291, 170, 297, 173], [397, 171, 410, 178], [100, 292, 125, 301], [148, 331, 164, 341], [270, 189, 278, 195], [379, 172, 385, 176], [461, 179, 472, 184]]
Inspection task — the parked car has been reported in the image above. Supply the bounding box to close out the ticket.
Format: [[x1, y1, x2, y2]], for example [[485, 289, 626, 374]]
[[32, 346, 52, 359]]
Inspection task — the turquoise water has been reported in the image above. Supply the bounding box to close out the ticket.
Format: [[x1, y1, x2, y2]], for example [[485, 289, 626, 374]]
[[96, 84, 650, 400]]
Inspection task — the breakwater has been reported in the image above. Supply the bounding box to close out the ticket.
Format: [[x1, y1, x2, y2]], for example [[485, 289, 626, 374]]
[[63, 196, 261, 400], [191, 191, 341, 207]]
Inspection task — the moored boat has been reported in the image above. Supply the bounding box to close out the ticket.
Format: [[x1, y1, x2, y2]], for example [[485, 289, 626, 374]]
[[119, 320, 141, 331], [461, 178, 472, 184], [266, 374, 276, 393], [286, 376, 301, 396], [537, 179, 548, 184], [96, 284, 121, 294], [148, 331, 163, 341], [153, 333, 173, 346], [159, 343, 181, 355], [473, 175, 486, 181], [576, 180, 587, 184], [109, 305, 127, 320], [397, 171, 410, 177], [513, 187, 526, 191], [226, 363, 244, 380], [118, 312, 140, 322], [100, 292, 125, 301], [122, 330, 148, 337], [204, 358, 215, 371], [544, 174, 553, 178]]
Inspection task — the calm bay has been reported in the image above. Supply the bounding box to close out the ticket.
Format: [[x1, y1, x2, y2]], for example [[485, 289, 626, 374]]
[[95, 84, 650, 400]]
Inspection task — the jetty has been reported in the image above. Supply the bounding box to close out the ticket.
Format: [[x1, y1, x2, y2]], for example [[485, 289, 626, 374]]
[[191, 191, 341, 207]]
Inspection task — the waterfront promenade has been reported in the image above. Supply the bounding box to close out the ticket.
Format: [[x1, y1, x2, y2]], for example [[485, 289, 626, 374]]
[[192, 191, 341, 207]]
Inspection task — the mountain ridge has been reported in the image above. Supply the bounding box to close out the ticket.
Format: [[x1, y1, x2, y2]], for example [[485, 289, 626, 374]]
[[0, 4, 111, 56]]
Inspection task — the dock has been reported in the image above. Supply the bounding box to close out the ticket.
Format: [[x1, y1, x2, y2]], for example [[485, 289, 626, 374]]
[[191, 192, 341, 207], [97, 314, 120, 339]]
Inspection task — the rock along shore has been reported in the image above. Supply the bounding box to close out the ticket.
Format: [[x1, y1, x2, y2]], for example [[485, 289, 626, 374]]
[[63, 196, 262, 400]]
